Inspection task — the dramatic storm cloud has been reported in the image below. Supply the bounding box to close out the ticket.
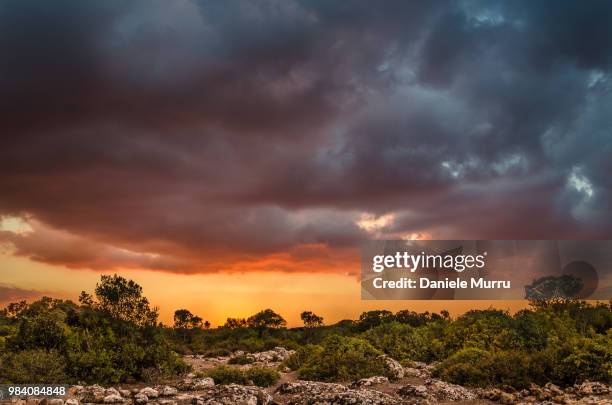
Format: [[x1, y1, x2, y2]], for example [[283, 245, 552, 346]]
[[1, 0, 611, 273]]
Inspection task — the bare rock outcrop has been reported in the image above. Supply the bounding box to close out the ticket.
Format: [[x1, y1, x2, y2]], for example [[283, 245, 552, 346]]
[[194, 384, 272, 405], [350, 376, 390, 389], [378, 355, 404, 380], [276, 381, 348, 396], [278, 380, 399, 405], [286, 389, 399, 405], [243, 347, 295, 366], [398, 378, 476, 402], [176, 377, 215, 391]]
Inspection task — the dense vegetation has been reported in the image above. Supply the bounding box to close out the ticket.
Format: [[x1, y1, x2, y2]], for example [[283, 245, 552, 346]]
[[0, 275, 187, 384], [1, 275, 611, 389]]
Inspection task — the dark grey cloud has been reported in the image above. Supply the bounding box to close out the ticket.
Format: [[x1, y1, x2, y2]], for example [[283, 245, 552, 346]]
[[0, 284, 43, 303], [1, 0, 611, 272]]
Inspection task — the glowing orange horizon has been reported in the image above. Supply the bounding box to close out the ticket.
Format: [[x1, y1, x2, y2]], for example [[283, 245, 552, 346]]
[[0, 251, 529, 328]]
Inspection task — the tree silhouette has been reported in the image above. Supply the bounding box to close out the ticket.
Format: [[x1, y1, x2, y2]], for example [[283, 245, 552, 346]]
[[93, 274, 158, 326], [300, 311, 324, 328], [247, 309, 286, 336]]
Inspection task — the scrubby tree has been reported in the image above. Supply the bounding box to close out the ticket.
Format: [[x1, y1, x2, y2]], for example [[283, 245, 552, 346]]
[[173, 309, 204, 329], [1, 301, 28, 319], [301, 311, 324, 328], [93, 274, 159, 326], [247, 309, 286, 336], [357, 310, 394, 330], [78, 291, 94, 307], [224, 317, 247, 329]]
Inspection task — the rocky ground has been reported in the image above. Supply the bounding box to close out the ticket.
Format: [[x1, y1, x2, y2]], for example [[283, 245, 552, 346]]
[[4, 347, 611, 405]]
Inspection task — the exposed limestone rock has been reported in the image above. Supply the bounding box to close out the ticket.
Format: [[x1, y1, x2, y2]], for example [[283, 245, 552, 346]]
[[402, 361, 435, 379], [286, 389, 399, 405], [545, 382, 564, 396], [65, 399, 79, 405], [195, 384, 272, 405], [174, 394, 197, 405], [161, 387, 178, 397], [575, 381, 610, 396], [477, 388, 517, 404], [75, 384, 106, 403], [350, 376, 390, 388], [102, 394, 123, 404], [378, 355, 404, 380], [139, 387, 159, 399], [245, 347, 295, 365], [398, 384, 429, 398], [133, 393, 148, 404], [177, 377, 215, 391], [277, 381, 348, 396], [104, 388, 121, 398], [398, 379, 476, 401]]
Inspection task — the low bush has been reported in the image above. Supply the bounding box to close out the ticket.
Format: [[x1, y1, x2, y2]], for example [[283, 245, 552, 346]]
[[0, 349, 67, 383], [206, 365, 279, 387], [297, 335, 386, 382], [435, 335, 612, 389], [245, 367, 280, 387], [284, 344, 322, 370], [207, 365, 248, 385], [228, 354, 254, 365], [434, 348, 494, 387]]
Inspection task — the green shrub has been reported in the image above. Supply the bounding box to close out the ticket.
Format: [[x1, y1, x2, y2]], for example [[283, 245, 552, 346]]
[[363, 322, 413, 361], [0, 349, 67, 383], [434, 348, 494, 387], [207, 366, 248, 385], [206, 365, 279, 387], [555, 335, 612, 384], [245, 367, 280, 387], [228, 354, 254, 365], [297, 335, 386, 382], [284, 344, 323, 370]]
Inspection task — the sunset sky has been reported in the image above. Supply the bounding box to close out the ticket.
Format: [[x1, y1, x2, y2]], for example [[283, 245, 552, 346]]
[[1, 1, 611, 326]]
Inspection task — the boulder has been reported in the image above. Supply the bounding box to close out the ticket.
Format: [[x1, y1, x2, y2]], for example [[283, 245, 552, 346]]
[[277, 381, 347, 396], [350, 376, 390, 388], [175, 394, 197, 405], [118, 390, 131, 398], [286, 389, 399, 405], [194, 384, 272, 405], [193, 379, 215, 390], [575, 381, 610, 396], [177, 378, 215, 391], [545, 382, 564, 396], [399, 379, 476, 401], [104, 388, 121, 398], [426, 379, 476, 401], [76, 385, 107, 403], [133, 393, 148, 404], [102, 394, 123, 404], [139, 387, 160, 399], [161, 386, 178, 397], [247, 347, 295, 365], [65, 400, 79, 405], [378, 355, 404, 380], [398, 384, 429, 398]]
